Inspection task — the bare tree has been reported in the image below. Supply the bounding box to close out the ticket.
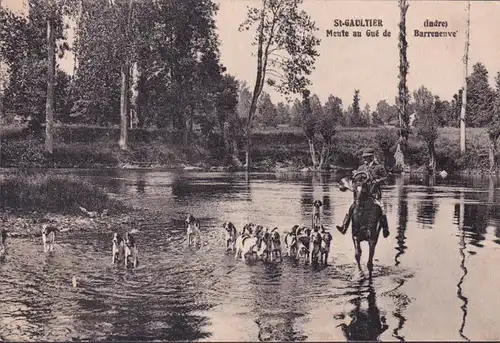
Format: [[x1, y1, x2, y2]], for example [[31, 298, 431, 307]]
[[460, 0, 471, 153], [239, 0, 320, 172], [395, 0, 410, 171]]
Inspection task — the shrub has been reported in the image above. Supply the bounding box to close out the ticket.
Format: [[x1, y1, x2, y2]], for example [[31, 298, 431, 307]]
[[0, 173, 127, 214]]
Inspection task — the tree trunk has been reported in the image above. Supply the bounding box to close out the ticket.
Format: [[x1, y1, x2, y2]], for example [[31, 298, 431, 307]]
[[488, 136, 496, 172], [307, 138, 318, 169], [428, 142, 436, 175], [119, 62, 130, 150], [460, 0, 471, 154], [129, 61, 139, 129], [245, 132, 252, 171], [397, 0, 410, 164], [45, 12, 55, 155]]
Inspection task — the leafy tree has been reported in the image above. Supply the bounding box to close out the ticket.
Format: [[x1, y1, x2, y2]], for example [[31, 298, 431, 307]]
[[375, 100, 397, 125], [257, 92, 278, 128], [239, 0, 320, 171], [375, 127, 399, 169], [290, 98, 303, 127], [466, 62, 495, 127], [300, 91, 336, 170], [361, 103, 371, 127], [324, 95, 344, 126], [487, 71, 500, 171], [348, 89, 362, 127], [414, 86, 439, 173], [275, 101, 291, 125]]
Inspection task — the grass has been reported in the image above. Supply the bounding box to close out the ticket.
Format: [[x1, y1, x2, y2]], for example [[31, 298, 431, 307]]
[[0, 173, 128, 214], [0, 123, 495, 172]]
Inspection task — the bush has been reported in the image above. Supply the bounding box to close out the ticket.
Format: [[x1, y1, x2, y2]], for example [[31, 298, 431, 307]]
[[0, 173, 127, 214]]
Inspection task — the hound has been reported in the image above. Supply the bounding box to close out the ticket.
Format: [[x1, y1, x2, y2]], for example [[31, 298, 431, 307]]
[[320, 229, 333, 265], [185, 214, 201, 247], [222, 221, 238, 251], [234, 234, 259, 261], [296, 226, 312, 262], [257, 228, 272, 261], [270, 228, 282, 261], [0, 228, 7, 257], [124, 232, 139, 268], [112, 232, 126, 264], [309, 229, 323, 264], [312, 200, 323, 230], [284, 225, 300, 257], [42, 224, 59, 253]]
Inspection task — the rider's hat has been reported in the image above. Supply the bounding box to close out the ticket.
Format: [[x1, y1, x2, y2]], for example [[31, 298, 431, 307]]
[[362, 148, 375, 157]]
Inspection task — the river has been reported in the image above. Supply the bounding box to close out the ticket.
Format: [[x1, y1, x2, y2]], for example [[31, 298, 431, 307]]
[[1, 170, 500, 341]]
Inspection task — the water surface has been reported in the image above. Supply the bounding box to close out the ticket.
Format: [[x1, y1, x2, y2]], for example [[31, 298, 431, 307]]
[[1, 170, 500, 341]]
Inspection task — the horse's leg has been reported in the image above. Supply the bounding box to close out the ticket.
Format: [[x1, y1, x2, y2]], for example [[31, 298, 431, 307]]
[[367, 241, 377, 279], [354, 238, 362, 271]]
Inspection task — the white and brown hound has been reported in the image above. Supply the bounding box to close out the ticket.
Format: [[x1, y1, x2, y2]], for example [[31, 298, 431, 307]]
[[270, 228, 282, 261], [42, 224, 59, 253], [235, 234, 259, 261], [112, 232, 126, 264], [124, 232, 139, 268], [312, 200, 323, 231], [320, 228, 333, 265], [309, 228, 323, 264], [186, 214, 201, 247], [257, 228, 272, 261], [222, 221, 238, 251]]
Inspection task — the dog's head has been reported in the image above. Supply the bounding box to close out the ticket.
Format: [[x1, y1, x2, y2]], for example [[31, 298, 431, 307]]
[[310, 230, 322, 245], [222, 221, 236, 233], [41, 224, 57, 236], [124, 232, 136, 247], [270, 228, 280, 242], [322, 231, 333, 245], [113, 232, 123, 245], [313, 200, 323, 209], [185, 214, 196, 226]]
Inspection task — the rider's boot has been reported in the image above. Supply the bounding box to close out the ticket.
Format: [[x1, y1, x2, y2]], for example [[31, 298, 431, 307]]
[[336, 212, 351, 235], [380, 215, 390, 238]]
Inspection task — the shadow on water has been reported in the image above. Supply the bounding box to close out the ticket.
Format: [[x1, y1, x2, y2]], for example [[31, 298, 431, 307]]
[[337, 279, 389, 341], [394, 178, 408, 267]]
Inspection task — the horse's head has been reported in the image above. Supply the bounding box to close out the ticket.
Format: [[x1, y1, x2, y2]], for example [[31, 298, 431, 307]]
[[352, 171, 372, 201]]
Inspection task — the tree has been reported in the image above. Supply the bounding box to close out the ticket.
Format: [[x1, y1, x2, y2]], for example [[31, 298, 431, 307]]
[[257, 92, 278, 127], [466, 62, 494, 127], [324, 95, 344, 126], [396, 0, 410, 168], [349, 89, 362, 126], [487, 71, 500, 171], [300, 90, 336, 170], [414, 86, 439, 173], [375, 100, 397, 125], [460, 0, 470, 153], [239, 0, 320, 171], [361, 103, 371, 127], [275, 101, 291, 125]]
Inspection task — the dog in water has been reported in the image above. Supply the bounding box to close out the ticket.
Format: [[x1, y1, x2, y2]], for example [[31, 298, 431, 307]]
[[270, 228, 282, 261], [222, 221, 238, 251], [0, 228, 7, 257], [112, 232, 126, 264], [312, 200, 323, 230], [257, 228, 272, 261], [185, 214, 201, 247], [284, 224, 299, 257], [124, 232, 139, 268], [309, 228, 323, 264], [320, 228, 333, 265], [41, 224, 59, 253], [235, 234, 259, 261]]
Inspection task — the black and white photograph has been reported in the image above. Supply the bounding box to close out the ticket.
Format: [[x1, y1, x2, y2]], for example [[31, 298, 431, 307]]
[[1, 0, 500, 341]]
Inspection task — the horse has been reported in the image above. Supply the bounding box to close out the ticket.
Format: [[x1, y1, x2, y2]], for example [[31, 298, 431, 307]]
[[348, 170, 384, 278]]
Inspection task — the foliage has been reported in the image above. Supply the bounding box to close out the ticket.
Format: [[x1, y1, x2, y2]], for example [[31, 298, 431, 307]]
[[466, 63, 495, 127], [0, 173, 126, 214]]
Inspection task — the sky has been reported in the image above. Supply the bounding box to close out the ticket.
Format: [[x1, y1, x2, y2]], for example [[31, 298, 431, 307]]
[[3, 0, 500, 109]]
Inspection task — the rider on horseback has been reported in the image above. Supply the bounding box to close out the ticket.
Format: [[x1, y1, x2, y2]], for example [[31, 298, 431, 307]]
[[336, 147, 390, 238]]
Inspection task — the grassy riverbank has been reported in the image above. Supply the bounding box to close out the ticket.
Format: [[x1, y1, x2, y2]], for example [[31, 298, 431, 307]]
[[0, 124, 495, 173]]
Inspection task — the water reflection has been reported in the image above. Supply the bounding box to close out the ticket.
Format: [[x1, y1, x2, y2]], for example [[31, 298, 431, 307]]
[[395, 177, 408, 267], [338, 280, 389, 341], [456, 189, 469, 341], [416, 186, 439, 228]]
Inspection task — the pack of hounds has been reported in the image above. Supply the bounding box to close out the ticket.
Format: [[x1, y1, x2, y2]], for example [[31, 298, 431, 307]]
[[0, 200, 329, 267], [222, 200, 333, 265]]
